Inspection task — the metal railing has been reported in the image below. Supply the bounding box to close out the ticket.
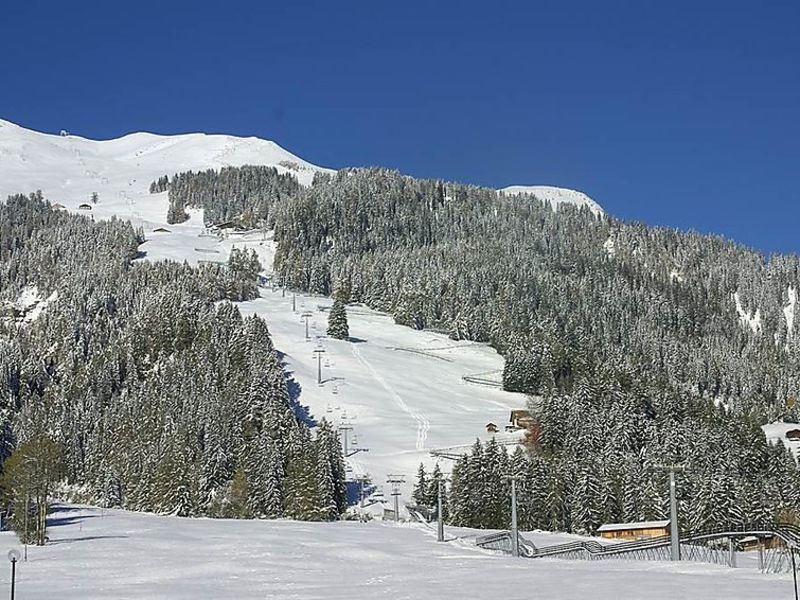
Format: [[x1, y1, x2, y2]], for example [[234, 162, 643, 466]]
[[475, 522, 800, 573]]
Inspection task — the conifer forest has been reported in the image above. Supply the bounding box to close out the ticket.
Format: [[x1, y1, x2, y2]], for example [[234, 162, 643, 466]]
[[3, 161, 800, 538]]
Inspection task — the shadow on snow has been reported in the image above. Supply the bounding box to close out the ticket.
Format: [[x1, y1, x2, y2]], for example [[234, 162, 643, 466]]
[[276, 351, 316, 427]]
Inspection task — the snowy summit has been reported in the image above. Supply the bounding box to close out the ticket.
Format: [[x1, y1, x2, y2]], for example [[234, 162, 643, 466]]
[[0, 118, 332, 209], [499, 185, 604, 216]]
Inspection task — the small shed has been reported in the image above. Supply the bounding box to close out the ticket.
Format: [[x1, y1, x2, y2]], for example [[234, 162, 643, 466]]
[[77, 203, 92, 211], [152, 227, 171, 233], [598, 520, 670, 541], [786, 429, 800, 441], [486, 422, 498, 434]]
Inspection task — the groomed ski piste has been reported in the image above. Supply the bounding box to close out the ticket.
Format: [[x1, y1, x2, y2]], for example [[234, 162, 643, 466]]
[[2, 120, 797, 598], [1, 504, 798, 599], [0, 118, 541, 502]]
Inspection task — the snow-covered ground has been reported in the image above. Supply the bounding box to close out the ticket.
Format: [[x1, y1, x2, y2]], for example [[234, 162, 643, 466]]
[[213, 229, 528, 503], [734, 292, 762, 334], [5, 118, 792, 595], [499, 184, 604, 216], [236, 281, 528, 503], [0, 118, 532, 506], [762, 421, 800, 460], [0, 504, 793, 600], [785, 285, 796, 345], [0, 118, 332, 270]]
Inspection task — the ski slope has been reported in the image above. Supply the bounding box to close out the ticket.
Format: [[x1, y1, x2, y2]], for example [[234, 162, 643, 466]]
[[0, 119, 532, 507], [0, 118, 332, 265], [1, 504, 793, 599], [1, 119, 797, 598], [238, 283, 528, 502]]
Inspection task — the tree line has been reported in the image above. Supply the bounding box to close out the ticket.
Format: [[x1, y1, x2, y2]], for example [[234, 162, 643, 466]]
[[0, 193, 347, 545], [153, 164, 800, 533]]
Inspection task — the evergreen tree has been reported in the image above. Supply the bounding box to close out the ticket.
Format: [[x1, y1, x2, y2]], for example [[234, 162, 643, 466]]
[[0, 436, 64, 545], [327, 299, 349, 340], [413, 463, 428, 506]]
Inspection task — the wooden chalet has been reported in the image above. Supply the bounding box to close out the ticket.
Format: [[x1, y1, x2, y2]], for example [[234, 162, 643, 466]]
[[507, 409, 535, 431], [486, 422, 498, 434], [77, 203, 92, 211], [152, 227, 171, 233], [597, 520, 670, 541]]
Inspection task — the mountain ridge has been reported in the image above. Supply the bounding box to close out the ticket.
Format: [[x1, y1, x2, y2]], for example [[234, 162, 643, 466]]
[[0, 118, 601, 215]]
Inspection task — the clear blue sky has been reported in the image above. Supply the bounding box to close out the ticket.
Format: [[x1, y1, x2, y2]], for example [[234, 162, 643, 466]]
[[2, 1, 798, 253]]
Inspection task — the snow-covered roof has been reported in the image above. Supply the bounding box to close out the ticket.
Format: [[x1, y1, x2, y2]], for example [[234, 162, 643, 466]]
[[597, 520, 670, 532]]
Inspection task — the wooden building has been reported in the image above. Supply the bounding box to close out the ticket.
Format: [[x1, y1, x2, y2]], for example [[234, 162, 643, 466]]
[[486, 422, 498, 434], [77, 203, 92, 211], [152, 227, 171, 233], [508, 409, 535, 430], [597, 520, 670, 541], [737, 534, 783, 551]]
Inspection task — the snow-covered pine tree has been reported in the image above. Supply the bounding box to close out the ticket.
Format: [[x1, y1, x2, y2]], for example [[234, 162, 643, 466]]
[[327, 299, 349, 340], [447, 456, 468, 526], [413, 463, 428, 506], [314, 438, 339, 521], [314, 419, 347, 516]]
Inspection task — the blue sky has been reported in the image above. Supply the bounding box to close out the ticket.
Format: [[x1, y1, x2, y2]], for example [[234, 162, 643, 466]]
[[2, 1, 798, 253]]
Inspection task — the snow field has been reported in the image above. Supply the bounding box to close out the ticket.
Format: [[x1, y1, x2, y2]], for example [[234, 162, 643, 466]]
[[499, 185, 604, 216], [237, 285, 528, 503], [0, 505, 795, 600]]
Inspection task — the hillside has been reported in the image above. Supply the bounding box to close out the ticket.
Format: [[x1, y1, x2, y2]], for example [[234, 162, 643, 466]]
[[0, 121, 533, 506], [499, 185, 604, 216], [0, 120, 599, 260], [3, 119, 800, 533], [0, 119, 331, 260]]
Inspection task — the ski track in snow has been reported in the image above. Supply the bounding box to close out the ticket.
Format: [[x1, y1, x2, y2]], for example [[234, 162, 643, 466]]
[[351, 342, 430, 451]]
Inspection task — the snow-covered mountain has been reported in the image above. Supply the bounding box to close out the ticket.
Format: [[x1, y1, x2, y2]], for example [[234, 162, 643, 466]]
[[0, 119, 601, 222], [500, 184, 604, 216], [0, 119, 532, 502], [0, 119, 332, 226]]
